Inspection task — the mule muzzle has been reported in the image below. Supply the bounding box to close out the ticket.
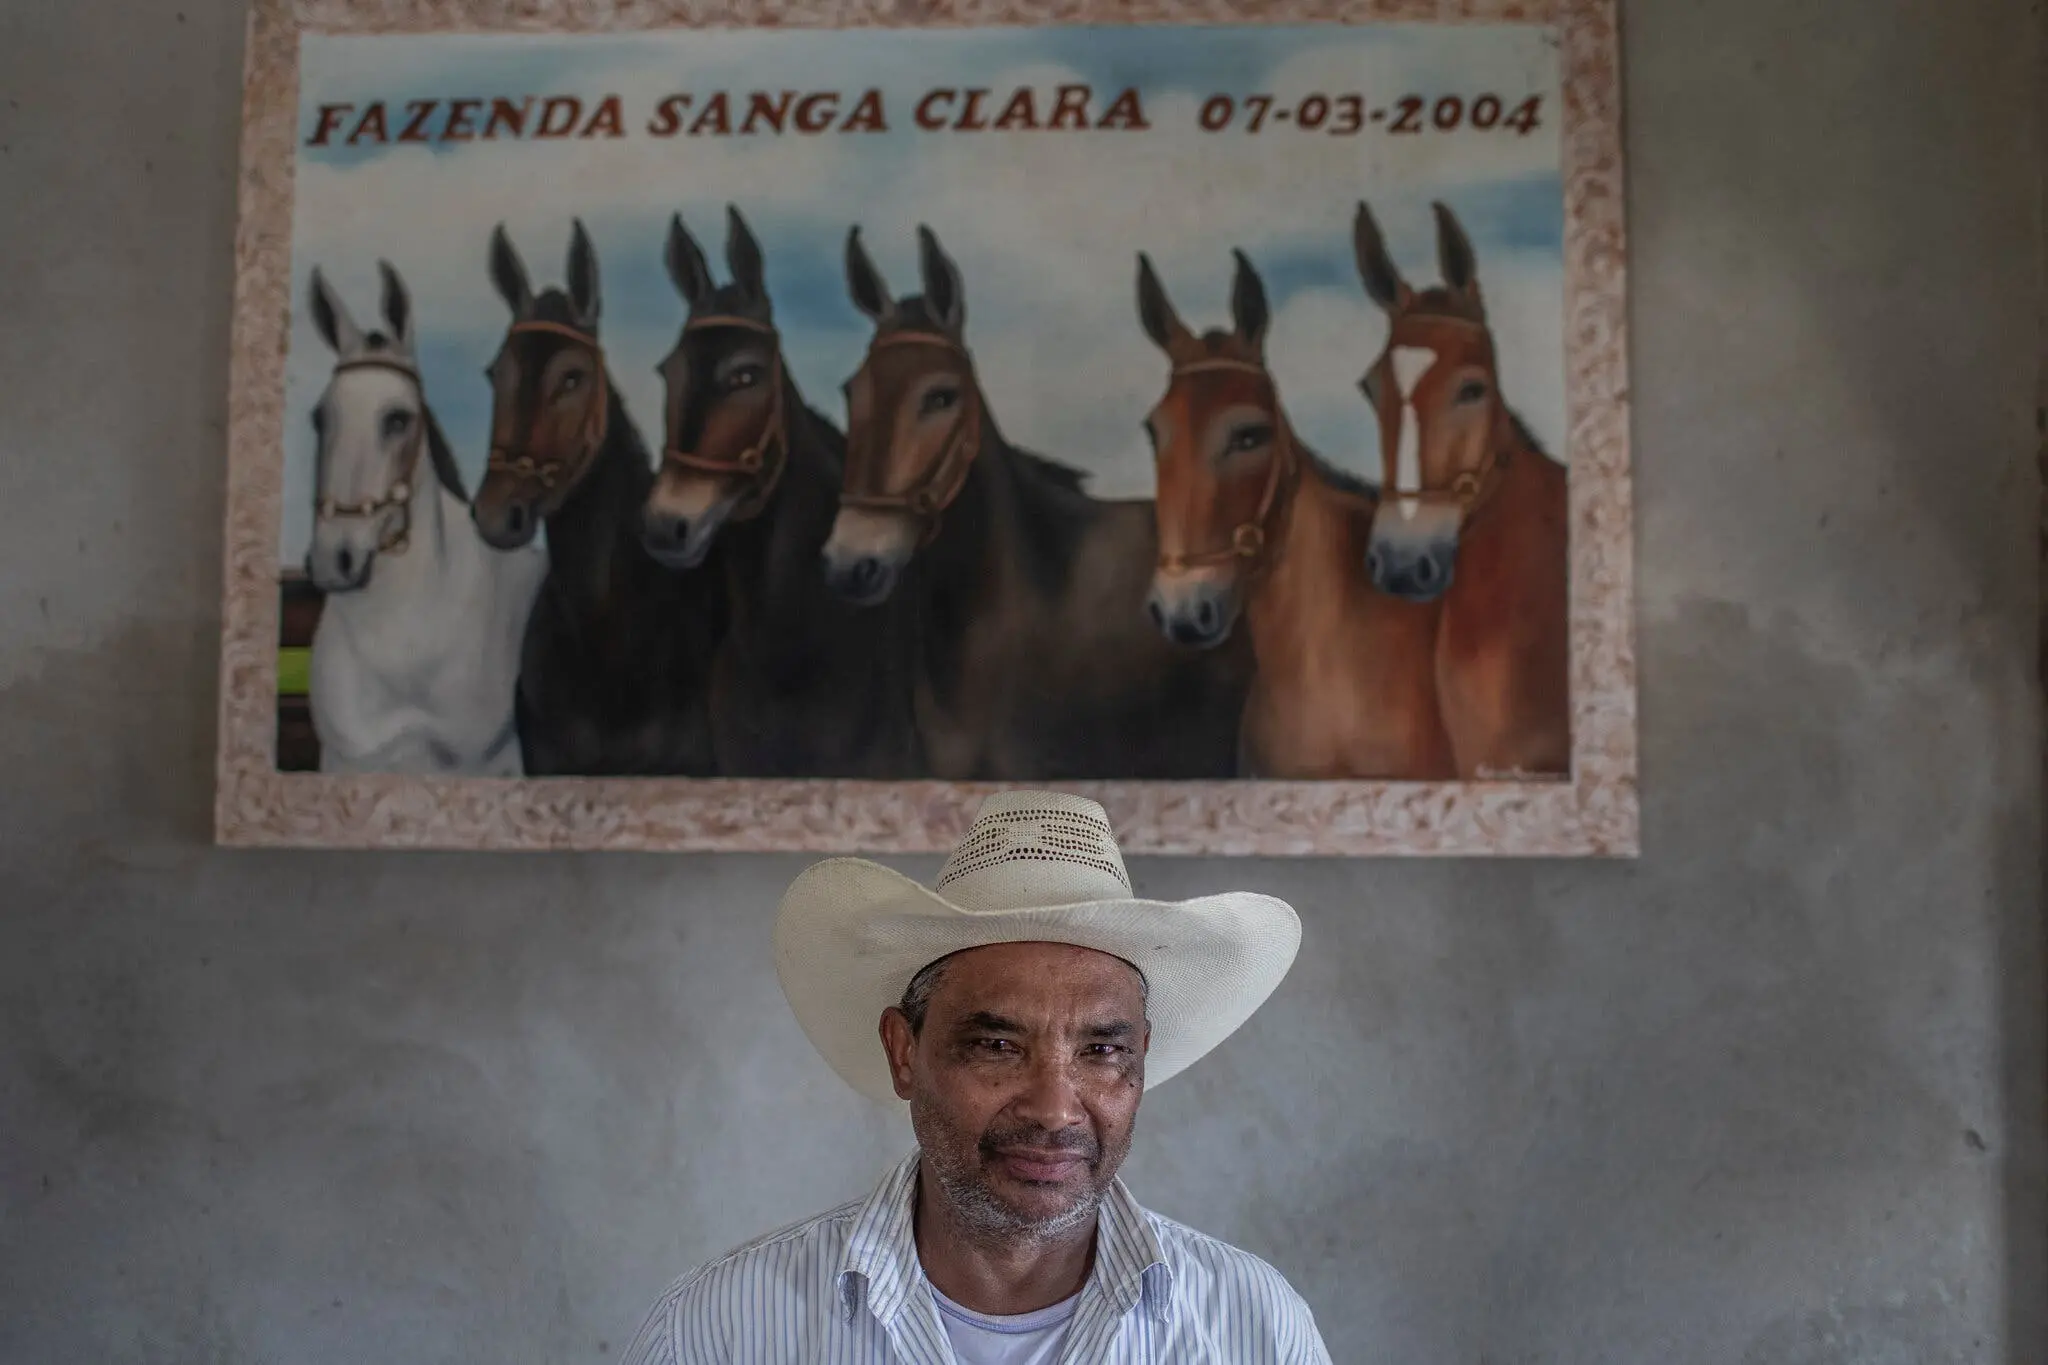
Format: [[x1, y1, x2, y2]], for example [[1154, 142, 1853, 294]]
[[1147, 574, 1241, 649]]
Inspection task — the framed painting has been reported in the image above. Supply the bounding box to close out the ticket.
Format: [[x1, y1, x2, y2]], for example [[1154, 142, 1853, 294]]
[[214, 0, 1636, 856]]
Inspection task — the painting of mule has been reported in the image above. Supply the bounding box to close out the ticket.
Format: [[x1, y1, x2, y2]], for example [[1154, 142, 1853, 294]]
[[823, 225, 1253, 780]]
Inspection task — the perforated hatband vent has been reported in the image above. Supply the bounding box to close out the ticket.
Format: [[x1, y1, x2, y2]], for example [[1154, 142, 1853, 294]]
[[937, 805, 1130, 891]]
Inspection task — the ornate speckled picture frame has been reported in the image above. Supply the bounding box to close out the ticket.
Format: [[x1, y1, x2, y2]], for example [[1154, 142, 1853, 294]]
[[214, 0, 1634, 856]]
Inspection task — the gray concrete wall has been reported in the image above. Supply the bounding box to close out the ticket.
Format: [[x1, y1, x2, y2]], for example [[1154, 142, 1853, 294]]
[[1, 0, 2042, 1361]]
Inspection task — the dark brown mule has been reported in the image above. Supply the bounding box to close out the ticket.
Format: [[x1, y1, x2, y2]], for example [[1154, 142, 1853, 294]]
[[1138, 250, 1454, 779], [1352, 200, 1569, 778], [640, 207, 920, 777], [820, 224, 1249, 780], [471, 220, 726, 775]]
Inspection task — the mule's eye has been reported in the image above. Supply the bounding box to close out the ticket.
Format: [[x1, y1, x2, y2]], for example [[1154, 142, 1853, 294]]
[[381, 410, 412, 442], [920, 387, 960, 416], [1227, 423, 1272, 454], [722, 364, 765, 393], [560, 371, 584, 395], [1456, 379, 1489, 405]]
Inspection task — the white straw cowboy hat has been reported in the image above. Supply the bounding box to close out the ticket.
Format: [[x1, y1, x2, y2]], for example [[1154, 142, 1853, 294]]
[[773, 790, 1303, 1106]]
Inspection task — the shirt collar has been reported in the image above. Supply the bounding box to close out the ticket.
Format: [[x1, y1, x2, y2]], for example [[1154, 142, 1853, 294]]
[[835, 1150, 1174, 1328]]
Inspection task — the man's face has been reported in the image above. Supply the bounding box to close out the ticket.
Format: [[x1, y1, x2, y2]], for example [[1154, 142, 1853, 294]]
[[881, 942, 1150, 1241]]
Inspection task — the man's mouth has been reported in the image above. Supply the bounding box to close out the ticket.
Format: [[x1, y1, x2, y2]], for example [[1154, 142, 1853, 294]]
[[990, 1147, 1089, 1183]]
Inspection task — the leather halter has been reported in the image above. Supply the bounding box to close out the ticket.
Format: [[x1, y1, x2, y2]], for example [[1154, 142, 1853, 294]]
[[1388, 445, 1509, 523], [838, 329, 984, 542], [485, 318, 610, 497], [1379, 312, 1511, 524], [1155, 356, 1297, 575], [659, 313, 788, 522], [316, 353, 426, 556]]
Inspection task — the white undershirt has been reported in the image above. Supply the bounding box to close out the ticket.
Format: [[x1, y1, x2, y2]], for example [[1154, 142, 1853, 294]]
[[929, 1283, 1081, 1365]]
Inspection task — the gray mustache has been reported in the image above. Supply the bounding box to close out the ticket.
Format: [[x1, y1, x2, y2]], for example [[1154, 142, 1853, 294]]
[[979, 1125, 1099, 1162]]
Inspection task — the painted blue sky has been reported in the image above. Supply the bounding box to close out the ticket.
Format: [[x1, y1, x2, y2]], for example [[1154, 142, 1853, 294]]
[[282, 22, 1564, 566]]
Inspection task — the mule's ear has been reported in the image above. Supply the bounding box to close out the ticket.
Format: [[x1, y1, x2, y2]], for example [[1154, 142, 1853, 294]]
[[1352, 201, 1410, 314], [308, 266, 361, 354], [665, 213, 715, 308], [567, 218, 602, 327], [844, 226, 894, 325], [1135, 252, 1189, 354], [1432, 201, 1483, 314], [1230, 248, 1270, 351], [726, 205, 767, 302], [376, 259, 413, 348], [488, 224, 534, 317], [916, 224, 966, 335]]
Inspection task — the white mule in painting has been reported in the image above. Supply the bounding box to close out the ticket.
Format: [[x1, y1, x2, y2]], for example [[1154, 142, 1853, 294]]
[[303, 262, 546, 775]]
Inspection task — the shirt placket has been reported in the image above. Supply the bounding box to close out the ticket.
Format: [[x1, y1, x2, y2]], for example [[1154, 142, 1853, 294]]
[[879, 1281, 961, 1365]]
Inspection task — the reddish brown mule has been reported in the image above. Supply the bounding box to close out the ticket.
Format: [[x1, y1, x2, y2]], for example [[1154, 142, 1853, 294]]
[[1352, 200, 1569, 778], [1138, 249, 1453, 780], [820, 224, 1250, 780]]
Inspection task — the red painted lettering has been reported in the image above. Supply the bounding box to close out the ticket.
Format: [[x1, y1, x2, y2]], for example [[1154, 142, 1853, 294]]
[[742, 90, 794, 134], [841, 88, 887, 133], [648, 95, 690, 137], [346, 102, 390, 145], [484, 96, 533, 139], [580, 95, 625, 138], [915, 89, 955, 131], [689, 92, 732, 136], [441, 98, 481, 141], [308, 103, 353, 147], [1048, 84, 1092, 131], [794, 91, 839, 133], [992, 88, 1039, 131], [954, 88, 990, 131], [1097, 87, 1148, 130], [537, 97, 582, 138]]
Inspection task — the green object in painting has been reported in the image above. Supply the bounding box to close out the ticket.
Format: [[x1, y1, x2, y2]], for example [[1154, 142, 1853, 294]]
[[277, 647, 313, 697]]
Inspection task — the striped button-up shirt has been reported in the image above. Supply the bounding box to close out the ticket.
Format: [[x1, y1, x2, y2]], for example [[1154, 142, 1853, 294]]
[[619, 1151, 1332, 1364]]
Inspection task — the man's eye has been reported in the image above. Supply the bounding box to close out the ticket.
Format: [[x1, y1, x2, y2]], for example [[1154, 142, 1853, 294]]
[[976, 1038, 1018, 1054]]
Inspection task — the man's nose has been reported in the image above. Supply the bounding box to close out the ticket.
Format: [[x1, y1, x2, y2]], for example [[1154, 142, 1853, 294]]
[[1011, 1055, 1089, 1133]]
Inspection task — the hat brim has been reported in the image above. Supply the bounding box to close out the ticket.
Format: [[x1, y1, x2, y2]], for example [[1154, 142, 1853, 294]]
[[772, 856, 1303, 1107]]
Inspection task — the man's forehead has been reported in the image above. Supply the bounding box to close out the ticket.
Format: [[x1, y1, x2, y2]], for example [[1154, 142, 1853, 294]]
[[927, 941, 1145, 1007]]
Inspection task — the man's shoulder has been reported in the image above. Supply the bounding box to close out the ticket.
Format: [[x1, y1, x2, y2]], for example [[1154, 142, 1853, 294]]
[[616, 1197, 864, 1365], [677, 1194, 866, 1294], [1139, 1204, 1317, 1316]]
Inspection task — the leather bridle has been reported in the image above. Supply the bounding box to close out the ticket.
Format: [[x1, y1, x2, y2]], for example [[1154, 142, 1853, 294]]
[[838, 329, 984, 543], [659, 313, 788, 523], [1154, 356, 1298, 576], [315, 353, 426, 557], [485, 318, 610, 498]]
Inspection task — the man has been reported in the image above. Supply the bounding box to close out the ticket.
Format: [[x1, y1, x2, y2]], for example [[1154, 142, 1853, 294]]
[[620, 790, 1331, 1363]]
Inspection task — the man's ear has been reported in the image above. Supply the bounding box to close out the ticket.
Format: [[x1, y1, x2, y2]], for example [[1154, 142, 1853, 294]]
[[879, 1007, 918, 1100], [1142, 1021, 1152, 1057]]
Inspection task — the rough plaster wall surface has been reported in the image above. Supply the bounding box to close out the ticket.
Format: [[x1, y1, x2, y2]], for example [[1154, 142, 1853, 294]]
[[0, 1, 2042, 1362]]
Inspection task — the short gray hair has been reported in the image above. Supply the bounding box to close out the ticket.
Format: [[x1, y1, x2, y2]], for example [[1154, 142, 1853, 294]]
[[897, 954, 954, 1036]]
